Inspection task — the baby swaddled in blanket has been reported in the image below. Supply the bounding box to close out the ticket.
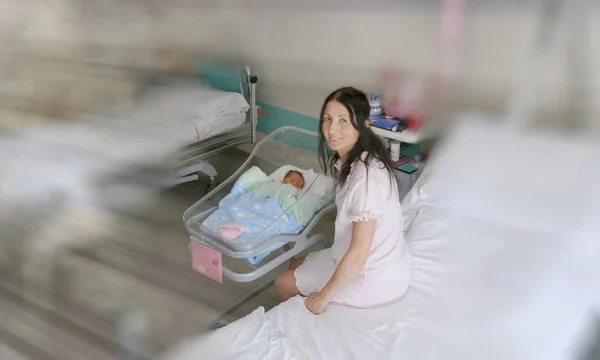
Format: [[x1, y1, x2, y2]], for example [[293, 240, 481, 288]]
[[202, 166, 332, 264], [215, 169, 305, 241]]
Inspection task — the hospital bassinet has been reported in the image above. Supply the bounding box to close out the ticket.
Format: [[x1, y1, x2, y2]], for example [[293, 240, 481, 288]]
[[183, 126, 336, 283]]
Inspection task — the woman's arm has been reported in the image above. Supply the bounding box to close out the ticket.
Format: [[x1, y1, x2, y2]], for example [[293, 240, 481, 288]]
[[320, 219, 376, 301], [304, 220, 376, 314]]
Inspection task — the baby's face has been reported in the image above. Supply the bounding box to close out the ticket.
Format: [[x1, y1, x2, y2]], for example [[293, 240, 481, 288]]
[[282, 173, 304, 190]]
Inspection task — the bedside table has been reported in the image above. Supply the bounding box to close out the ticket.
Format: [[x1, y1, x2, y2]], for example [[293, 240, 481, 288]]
[[371, 126, 424, 145]]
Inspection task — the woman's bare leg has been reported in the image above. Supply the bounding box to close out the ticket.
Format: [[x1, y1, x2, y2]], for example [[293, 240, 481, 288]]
[[275, 256, 306, 301]]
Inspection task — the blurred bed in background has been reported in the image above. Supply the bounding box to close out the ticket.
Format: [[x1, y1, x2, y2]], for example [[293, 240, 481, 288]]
[[0, 58, 262, 359]]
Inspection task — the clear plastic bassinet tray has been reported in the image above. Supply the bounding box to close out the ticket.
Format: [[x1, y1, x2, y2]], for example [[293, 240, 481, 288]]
[[183, 126, 335, 269]]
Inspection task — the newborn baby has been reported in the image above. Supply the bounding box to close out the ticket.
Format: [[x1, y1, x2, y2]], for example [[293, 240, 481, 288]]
[[217, 168, 306, 242], [281, 170, 305, 190]]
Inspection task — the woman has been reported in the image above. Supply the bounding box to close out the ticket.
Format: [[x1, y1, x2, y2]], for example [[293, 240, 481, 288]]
[[275, 87, 412, 314]]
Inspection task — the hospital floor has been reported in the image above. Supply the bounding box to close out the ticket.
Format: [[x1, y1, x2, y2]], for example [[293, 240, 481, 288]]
[[0, 148, 336, 360]]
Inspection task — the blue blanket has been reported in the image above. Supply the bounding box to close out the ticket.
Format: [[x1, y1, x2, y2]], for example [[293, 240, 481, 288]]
[[203, 179, 304, 264]]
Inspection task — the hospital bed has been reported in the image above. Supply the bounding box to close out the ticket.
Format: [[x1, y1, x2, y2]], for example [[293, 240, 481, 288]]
[[162, 65, 260, 188], [165, 120, 600, 360], [0, 65, 259, 208], [184, 126, 336, 283]]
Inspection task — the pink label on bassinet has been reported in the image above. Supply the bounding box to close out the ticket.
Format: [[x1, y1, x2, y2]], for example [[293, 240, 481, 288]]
[[190, 240, 223, 284]]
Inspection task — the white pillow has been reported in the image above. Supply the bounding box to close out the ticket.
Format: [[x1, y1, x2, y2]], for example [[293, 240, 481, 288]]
[[268, 165, 333, 196]]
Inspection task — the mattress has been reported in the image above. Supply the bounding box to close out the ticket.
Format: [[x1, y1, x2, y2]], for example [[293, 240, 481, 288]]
[[11, 81, 249, 164], [163, 120, 600, 360], [17, 111, 247, 166]]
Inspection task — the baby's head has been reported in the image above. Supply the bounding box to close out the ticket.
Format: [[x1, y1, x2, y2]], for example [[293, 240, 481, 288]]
[[282, 170, 305, 190]]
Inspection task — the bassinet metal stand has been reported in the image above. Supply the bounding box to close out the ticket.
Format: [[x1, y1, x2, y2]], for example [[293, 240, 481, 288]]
[[206, 235, 329, 331]]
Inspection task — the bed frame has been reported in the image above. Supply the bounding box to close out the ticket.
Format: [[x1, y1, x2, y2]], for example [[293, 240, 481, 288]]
[[166, 66, 259, 188]]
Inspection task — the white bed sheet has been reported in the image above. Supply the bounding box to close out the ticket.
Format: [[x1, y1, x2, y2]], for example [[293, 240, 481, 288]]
[[122, 80, 250, 143], [191, 110, 247, 142], [164, 295, 410, 360], [164, 121, 600, 360]]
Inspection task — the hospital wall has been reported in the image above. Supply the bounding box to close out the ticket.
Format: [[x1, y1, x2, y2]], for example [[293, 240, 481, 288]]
[[0, 1, 598, 133]]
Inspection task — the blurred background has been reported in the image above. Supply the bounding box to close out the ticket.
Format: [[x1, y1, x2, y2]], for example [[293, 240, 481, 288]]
[[0, 0, 597, 131], [0, 0, 599, 359]]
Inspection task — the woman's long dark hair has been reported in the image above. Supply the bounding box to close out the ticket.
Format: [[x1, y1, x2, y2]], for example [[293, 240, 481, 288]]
[[318, 86, 396, 191]]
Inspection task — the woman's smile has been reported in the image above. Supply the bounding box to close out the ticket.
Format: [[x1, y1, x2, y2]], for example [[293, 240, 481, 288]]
[[322, 100, 359, 159]]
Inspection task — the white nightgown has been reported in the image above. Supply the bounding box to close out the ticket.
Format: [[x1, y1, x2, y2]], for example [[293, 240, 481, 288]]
[[294, 152, 412, 308]]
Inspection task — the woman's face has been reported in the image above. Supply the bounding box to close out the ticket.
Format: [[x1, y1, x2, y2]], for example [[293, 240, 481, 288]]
[[322, 100, 360, 160]]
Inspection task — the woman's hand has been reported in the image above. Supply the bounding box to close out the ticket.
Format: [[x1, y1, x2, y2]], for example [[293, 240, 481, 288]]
[[304, 292, 330, 315]]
